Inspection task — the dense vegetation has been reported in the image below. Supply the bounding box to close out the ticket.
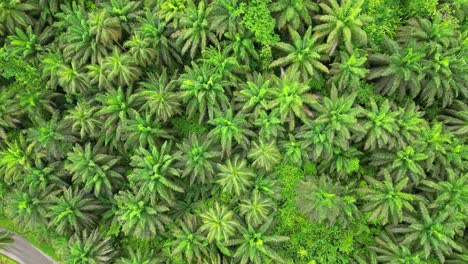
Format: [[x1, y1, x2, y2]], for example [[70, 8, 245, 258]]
[[0, 0, 467, 263]]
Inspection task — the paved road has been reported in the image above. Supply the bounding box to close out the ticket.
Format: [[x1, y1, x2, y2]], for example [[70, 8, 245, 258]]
[[0, 229, 56, 264]]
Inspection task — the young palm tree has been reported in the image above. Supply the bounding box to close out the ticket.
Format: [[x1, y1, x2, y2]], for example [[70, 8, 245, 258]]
[[180, 62, 229, 122], [171, 215, 208, 263], [63, 229, 116, 264], [199, 202, 239, 243], [367, 39, 425, 100], [390, 203, 464, 262], [208, 109, 253, 157], [297, 121, 333, 160], [47, 187, 104, 235], [66, 143, 124, 197], [253, 109, 285, 141], [174, 0, 218, 58], [270, 0, 318, 31], [239, 191, 275, 227], [0, 230, 13, 249], [216, 156, 254, 196], [281, 134, 310, 166], [21, 160, 66, 191], [247, 139, 281, 172], [329, 51, 368, 92], [270, 27, 329, 81], [135, 70, 181, 122], [128, 142, 183, 204], [7, 26, 49, 64], [361, 99, 401, 150], [175, 133, 221, 185], [225, 218, 289, 264], [113, 189, 171, 238], [268, 70, 316, 130], [297, 175, 359, 226], [359, 171, 418, 225], [313, 0, 371, 55]]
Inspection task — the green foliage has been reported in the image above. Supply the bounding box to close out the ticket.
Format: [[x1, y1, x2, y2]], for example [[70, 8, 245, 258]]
[[241, 0, 279, 46], [62, 229, 116, 264]]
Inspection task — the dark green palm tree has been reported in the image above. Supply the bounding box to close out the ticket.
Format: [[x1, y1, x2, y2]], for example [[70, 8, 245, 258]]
[[253, 109, 285, 141], [0, 230, 13, 249], [62, 101, 101, 139], [239, 191, 275, 227], [66, 143, 124, 197], [390, 203, 464, 262], [438, 100, 468, 136], [199, 202, 239, 243], [63, 229, 116, 264], [0, 0, 37, 35], [359, 171, 418, 225], [48, 187, 104, 235], [116, 246, 162, 264], [207, 0, 244, 36], [175, 133, 221, 185], [329, 51, 368, 91], [102, 48, 141, 87], [0, 134, 35, 184], [171, 215, 208, 263], [113, 189, 171, 238], [88, 9, 122, 47], [128, 142, 183, 203], [124, 33, 157, 67], [225, 219, 289, 264], [313, 0, 371, 55], [174, 0, 218, 58], [235, 72, 271, 114], [371, 234, 424, 264], [120, 112, 171, 150], [57, 62, 91, 95], [224, 30, 259, 67], [281, 134, 310, 166], [270, 27, 329, 81], [270, 0, 318, 31]]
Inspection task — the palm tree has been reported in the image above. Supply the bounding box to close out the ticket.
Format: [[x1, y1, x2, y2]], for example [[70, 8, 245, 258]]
[[174, 0, 218, 58], [361, 99, 401, 150], [297, 121, 334, 161], [438, 100, 468, 136], [6, 184, 56, 228], [370, 145, 428, 183], [86, 63, 113, 91], [0, 0, 37, 35], [313, 0, 371, 55], [253, 109, 285, 141], [224, 30, 259, 67], [225, 219, 289, 264], [390, 203, 464, 262], [113, 189, 171, 238], [102, 48, 141, 87], [88, 9, 122, 47], [329, 50, 368, 91], [102, 0, 143, 34], [128, 142, 183, 204], [47, 187, 104, 235], [270, 27, 329, 81], [0, 230, 13, 249], [120, 113, 171, 150], [239, 191, 275, 227], [0, 88, 20, 139], [359, 171, 418, 225], [21, 160, 66, 191], [216, 156, 254, 196], [57, 62, 91, 95], [175, 133, 221, 185], [371, 234, 424, 264], [296, 175, 359, 226], [180, 62, 229, 122], [311, 86, 365, 150], [199, 202, 239, 243], [63, 229, 116, 264], [62, 101, 101, 139], [281, 134, 310, 166], [116, 246, 162, 264], [270, 0, 318, 31], [235, 72, 271, 114], [135, 70, 181, 122], [247, 139, 281, 172], [66, 143, 124, 197], [124, 33, 157, 67], [0, 134, 35, 184], [268, 70, 316, 130], [367, 39, 425, 100], [171, 215, 208, 263], [7, 26, 49, 64], [207, 0, 244, 36], [208, 109, 253, 157]]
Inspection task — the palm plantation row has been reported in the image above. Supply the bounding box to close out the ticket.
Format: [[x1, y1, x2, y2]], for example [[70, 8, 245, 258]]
[[0, 0, 467, 263]]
